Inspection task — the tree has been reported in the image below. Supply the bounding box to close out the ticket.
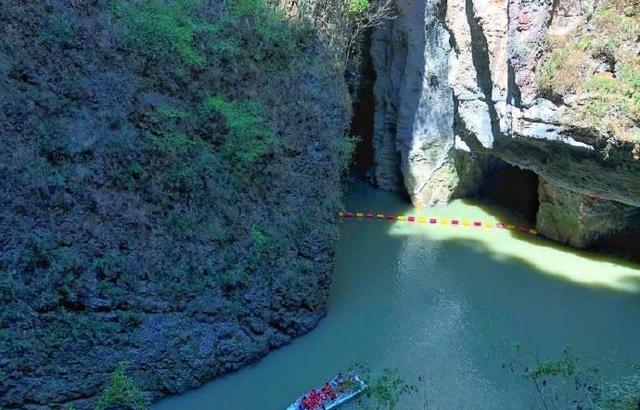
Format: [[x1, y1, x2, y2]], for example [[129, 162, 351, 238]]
[[345, 0, 398, 65], [94, 363, 149, 410]]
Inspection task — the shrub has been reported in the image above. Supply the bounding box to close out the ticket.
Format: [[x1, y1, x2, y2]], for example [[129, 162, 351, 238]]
[[114, 0, 213, 67], [251, 228, 267, 250], [350, 363, 419, 410], [593, 373, 640, 410], [536, 2, 639, 141], [347, 0, 370, 15], [153, 132, 198, 157], [0, 273, 16, 303], [211, 0, 305, 65], [157, 105, 190, 119], [537, 42, 589, 98], [94, 363, 149, 410], [339, 134, 360, 172], [202, 96, 277, 168]]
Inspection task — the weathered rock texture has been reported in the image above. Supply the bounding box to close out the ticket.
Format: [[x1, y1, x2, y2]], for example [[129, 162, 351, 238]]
[[0, 1, 350, 409], [371, 0, 459, 206], [371, 0, 640, 246], [537, 179, 640, 247]]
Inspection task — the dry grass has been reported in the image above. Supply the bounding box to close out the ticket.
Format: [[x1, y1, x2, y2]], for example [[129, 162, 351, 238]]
[[536, 41, 591, 98], [536, 0, 640, 141]]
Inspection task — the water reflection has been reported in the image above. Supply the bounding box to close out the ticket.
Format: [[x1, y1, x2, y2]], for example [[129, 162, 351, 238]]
[[153, 184, 640, 410], [386, 199, 640, 293]]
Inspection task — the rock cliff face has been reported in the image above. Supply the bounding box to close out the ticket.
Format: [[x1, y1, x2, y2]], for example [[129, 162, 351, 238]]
[[371, 0, 640, 246], [371, 0, 458, 206], [0, 1, 350, 409]]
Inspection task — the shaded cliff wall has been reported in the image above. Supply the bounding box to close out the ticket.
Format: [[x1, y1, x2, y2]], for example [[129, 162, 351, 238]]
[[0, 1, 350, 409], [371, 0, 640, 247]]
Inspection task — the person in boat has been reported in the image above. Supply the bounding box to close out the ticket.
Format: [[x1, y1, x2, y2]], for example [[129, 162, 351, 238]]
[[322, 383, 336, 401], [302, 394, 317, 410], [312, 389, 325, 409]]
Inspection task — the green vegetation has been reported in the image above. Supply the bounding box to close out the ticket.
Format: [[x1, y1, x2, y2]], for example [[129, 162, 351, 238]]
[[203, 96, 277, 169], [537, 43, 590, 97], [537, 0, 639, 141], [527, 346, 580, 380], [347, 0, 370, 15], [114, 0, 213, 67], [594, 373, 640, 410], [251, 228, 268, 250], [213, 0, 309, 66], [115, 0, 310, 67], [501, 343, 640, 410], [157, 105, 190, 119], [340, 135, 360, 172], [95, 363, 149, 410], [351, 363, 419, 410], [1, 0, 352, 406]]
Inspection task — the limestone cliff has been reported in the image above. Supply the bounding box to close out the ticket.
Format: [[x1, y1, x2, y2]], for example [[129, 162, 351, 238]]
[[371, 0, 640, 246], [371, 0, 458, 206]]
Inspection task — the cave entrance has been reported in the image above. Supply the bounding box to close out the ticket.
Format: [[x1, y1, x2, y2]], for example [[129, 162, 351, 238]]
[[473, 159, 540, 224], [349, 35, 376, 176], [592, 229, 640, 264]]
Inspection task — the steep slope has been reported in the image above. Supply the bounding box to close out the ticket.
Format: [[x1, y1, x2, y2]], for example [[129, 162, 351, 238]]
[[0, 1, 350, 409]]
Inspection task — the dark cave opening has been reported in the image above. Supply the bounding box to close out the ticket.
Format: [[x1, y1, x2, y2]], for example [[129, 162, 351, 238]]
[[592, 230, 640, 264], [473, 159, 540, 224], [349, 37, 377, 176]]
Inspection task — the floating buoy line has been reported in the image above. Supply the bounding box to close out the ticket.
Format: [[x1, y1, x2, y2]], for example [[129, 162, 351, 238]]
[[338, 211, 538, 236]]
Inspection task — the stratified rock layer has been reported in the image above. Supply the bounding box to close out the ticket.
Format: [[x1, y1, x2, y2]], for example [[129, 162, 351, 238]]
[[537, 179, 640, 247], [371, 0, 640, 245], [371, 0, 460, 206]]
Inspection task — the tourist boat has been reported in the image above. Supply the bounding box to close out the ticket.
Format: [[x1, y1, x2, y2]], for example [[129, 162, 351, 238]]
[[284, 372, 367, 410]]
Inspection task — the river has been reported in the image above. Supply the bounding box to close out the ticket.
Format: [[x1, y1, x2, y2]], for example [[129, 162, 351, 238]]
[[154, 184, 640, 410]]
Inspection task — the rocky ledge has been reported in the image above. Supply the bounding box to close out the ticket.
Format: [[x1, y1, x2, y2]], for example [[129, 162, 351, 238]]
[[370, 0, 640, 248]]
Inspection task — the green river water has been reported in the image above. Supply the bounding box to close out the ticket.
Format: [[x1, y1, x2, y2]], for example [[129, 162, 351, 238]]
[[154, 184, 640, 410]]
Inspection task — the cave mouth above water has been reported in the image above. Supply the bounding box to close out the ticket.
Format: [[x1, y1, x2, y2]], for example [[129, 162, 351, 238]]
[[472, 160, 540, 224]]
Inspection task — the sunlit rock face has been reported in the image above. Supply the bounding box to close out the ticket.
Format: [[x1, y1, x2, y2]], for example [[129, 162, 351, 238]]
[[371, 0, 640, 246], [445, 0, 640, 208], [371, 0, 460, 206]]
